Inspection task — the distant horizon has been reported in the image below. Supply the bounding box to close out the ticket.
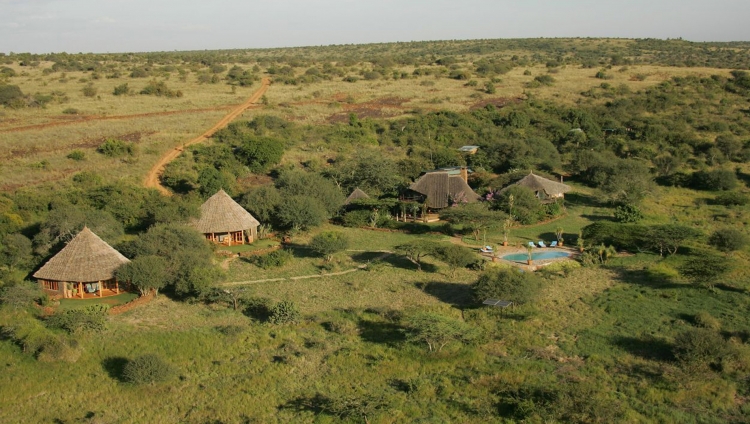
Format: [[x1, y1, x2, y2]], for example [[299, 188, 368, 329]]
[[4, 35, 750, 56], [2, 0, 749, 55]]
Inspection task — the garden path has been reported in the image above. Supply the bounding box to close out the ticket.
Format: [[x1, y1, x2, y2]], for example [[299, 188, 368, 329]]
[[219, 250, 392, 287]]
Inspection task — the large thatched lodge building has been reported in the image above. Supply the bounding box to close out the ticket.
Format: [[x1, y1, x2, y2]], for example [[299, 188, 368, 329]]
[[192, 189, 260, 246], [404, 167, 481, 209], [34, 227, 131, 299]]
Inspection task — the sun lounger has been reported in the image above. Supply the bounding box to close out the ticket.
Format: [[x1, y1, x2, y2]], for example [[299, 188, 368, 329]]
[[550, 241, 558, 247], [538, 241, 546, 248], [480, 245, 493, 253], [528, 241, 536, 248]]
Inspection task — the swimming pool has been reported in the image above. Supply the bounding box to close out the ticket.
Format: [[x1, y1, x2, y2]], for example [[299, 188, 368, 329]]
[[502, 251, 571, 262]]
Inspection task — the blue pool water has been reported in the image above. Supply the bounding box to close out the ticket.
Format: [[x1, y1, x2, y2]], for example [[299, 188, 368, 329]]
[[503, 251, 571, 262]]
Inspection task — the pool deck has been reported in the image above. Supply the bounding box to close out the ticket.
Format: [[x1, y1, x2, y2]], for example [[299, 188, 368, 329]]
[[480, 245, 579, 271]]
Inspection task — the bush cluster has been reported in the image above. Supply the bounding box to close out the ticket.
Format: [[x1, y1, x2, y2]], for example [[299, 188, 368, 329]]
[[269, 300, 300, 324], [46, 305, 109, 334], [97, 139, 136, 157], [252, 249, 292, 269], [122, 354, 175, 384]]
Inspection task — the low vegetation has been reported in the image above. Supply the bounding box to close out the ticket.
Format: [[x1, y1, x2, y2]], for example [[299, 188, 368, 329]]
[[0, 37, 749, 421]]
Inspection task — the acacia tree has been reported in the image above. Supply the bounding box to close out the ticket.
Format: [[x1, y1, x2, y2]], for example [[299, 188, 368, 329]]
[[648, 224, 701, 256], [679, 253, 731, 291], [394, 239, 438, 271], [401, 312, 480, 353], [439, 203, 505, 242]]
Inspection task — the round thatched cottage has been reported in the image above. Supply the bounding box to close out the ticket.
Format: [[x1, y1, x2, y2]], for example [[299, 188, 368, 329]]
[[33, 227, 131, 299], [192, 189, 260, 246]]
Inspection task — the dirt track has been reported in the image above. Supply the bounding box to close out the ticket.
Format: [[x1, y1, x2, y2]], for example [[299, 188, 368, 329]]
[[143, 78, 270, 195]]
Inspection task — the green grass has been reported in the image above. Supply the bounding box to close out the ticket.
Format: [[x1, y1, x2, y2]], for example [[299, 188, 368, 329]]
[[220, 238, 280, 253], [57, 292, 139, 311], [2, 226, 750, 422]]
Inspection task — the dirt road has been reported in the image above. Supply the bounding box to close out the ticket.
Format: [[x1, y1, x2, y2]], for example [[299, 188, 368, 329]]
[[143, 78, 270, 195]]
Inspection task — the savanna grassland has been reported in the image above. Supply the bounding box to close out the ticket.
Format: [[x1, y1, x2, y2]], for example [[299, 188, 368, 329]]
[[1, 38, 750, 423]]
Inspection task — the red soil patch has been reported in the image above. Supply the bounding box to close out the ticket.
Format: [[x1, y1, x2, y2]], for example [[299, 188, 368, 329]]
[[327, 96, 411, 123]]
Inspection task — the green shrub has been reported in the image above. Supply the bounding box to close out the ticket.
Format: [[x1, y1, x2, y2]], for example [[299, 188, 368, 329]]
[[0, 283, 42, 309], [691, 169, 738, 191], [81, 84, 97, 97], [215, 325, 245, 337], [693, 311, 721, 331], [341, 209, 371, 227], [0, 66, 16, 77], [62, 107, 80, 115], [66, 150, 86, 161], [613, 204, 643, 223], [112, 83, 129, 96], [708, 228, 748, 254], [140, 80, 182, 97], [673, 328, 730, 371], [241, 296, 272, 321], [472, 267, 542, 304], [122, 354, 175, 384], [363, 71, 381, 80], [0, 84, 24, 106], [713, 191, 749, 206], [46, 306, 108, 334], [269, 300, 300, 324], [97, 138, 136, 157], [448, 70, 471, 80], [252, 249, 292, 269], [326, 317, 360, 336], [538, 260, 581, 278], [309, 231, 349, 262], [534, 75, 555, 86], [581, 222, 647, 251]]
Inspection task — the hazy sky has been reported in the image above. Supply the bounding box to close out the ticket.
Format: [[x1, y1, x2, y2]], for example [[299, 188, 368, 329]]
[[1, 0, 749, 54]]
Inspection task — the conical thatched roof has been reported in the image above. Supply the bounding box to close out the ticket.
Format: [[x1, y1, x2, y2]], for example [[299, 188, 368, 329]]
[[344, 187, 370, 205], [192, 189, 260, 233], [409, 172, 481, 209], [33, 227, 130, 282], [500, 172, 571, 197]]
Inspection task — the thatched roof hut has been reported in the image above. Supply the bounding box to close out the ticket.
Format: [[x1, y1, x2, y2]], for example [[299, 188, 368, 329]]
[[34, 227, 130, 299], [34, 227, 129, 283], [192, 189, 260, 245], [408, 169, 480, 209], [344, 187, 370, 205], [499, 172, 571, 201]]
